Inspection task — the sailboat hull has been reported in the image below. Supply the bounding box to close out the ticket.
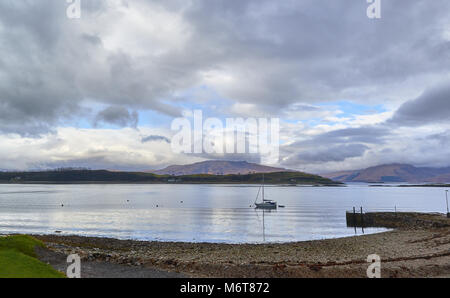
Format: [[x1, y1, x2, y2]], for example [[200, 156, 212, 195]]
[[255, 202, 277, 209], [254, 174, 277, 209]]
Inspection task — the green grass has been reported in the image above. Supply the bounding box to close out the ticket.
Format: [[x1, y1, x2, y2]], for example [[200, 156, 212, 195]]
[[0, 235, 65, 278], [0, 235, 46, 257]]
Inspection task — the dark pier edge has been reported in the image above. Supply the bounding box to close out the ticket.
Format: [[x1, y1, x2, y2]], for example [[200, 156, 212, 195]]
[[346, 211, 450, 229]]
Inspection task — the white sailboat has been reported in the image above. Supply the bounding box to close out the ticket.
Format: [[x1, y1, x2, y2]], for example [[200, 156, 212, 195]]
[[254, 174, 277, 209]]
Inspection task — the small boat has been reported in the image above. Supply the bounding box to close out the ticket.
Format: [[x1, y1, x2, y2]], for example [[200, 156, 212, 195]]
[[255, 200, 277, 209], [254, 174, 277, 209]]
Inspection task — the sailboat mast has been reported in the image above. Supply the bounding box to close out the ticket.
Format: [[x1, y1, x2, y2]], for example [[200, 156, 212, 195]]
[[262, 173, 265, 200]]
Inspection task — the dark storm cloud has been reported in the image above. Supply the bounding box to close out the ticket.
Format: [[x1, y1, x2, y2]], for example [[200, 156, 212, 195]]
[[280, 82, 450, 169], [1, 0, 449, 136], [302, 126, 389, 147], [180, 0, 450, 108], [1, 0, 450, 171], [280, 126, 388, 167], [141, 135, 170, 143], [389, 83, 450, 126], [0, 0, 184, 135], [81, 33, 102, 46], [94, 106, 138, 128], [286, 143, 369, 164], [426, 131, 450, 145]]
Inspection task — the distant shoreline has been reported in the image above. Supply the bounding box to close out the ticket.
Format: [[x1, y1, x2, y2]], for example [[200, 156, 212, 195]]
[[369, 184, 450, 187], [3, 180, 450, 187], [0, 181, 343, 186]]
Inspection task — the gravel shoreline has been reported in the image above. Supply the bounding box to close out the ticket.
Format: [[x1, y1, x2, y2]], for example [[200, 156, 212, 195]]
[[32, 213, 450, 278]]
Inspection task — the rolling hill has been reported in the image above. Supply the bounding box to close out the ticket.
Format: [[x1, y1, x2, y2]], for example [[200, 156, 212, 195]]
[[151, 160, 291, 176], [323, 164, 450, 183]]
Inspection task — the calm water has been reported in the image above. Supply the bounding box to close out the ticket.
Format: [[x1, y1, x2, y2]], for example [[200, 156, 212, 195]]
[[0, 183, 448, 243]]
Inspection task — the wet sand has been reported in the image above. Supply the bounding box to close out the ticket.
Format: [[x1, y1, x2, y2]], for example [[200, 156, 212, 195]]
[[33, 213, 450, 278]]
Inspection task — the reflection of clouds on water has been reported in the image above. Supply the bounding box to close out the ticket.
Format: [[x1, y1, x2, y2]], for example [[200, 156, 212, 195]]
[[0, 184, 444, 243]]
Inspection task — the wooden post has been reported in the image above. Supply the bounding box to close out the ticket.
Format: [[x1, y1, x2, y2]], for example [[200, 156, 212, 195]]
[[360, 207, 365, 233], [353, 207, 356, 233]]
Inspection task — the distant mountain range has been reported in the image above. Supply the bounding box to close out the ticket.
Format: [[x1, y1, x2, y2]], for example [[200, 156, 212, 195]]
[[151, 160, 291, 176], [323, 164, 450, 183]]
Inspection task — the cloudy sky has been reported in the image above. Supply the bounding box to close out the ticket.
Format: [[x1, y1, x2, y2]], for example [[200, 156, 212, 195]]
[[0, 0, 450, 173]]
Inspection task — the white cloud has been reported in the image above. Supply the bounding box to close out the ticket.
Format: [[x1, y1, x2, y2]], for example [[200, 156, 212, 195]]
[[0, 127, 196, 171], [1, 1, 450, 171]]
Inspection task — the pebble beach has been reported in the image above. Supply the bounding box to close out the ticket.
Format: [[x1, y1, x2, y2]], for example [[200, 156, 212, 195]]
[[31, 212, 450, 278]]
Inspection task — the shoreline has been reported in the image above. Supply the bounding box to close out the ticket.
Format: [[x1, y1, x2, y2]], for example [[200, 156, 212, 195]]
[[0, 181, 342, 186], [30, 212, 450, 278], [18, 227, 388, 246]]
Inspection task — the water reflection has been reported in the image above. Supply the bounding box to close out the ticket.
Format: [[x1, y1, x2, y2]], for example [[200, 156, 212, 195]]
[[254, 209, 277, 242], [0, 183, 446, 243]]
